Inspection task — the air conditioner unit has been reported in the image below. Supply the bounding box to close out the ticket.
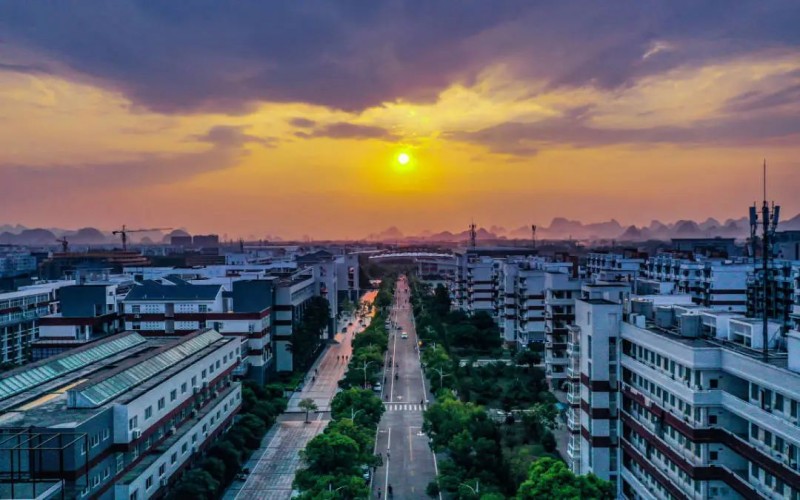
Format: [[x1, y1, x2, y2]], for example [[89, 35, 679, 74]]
[[212, 391, 219, 398], [160, 478, 168, 487], [192, 445, 198, 454], [131, 429, 141, 440], [168, 426, 177, 436]]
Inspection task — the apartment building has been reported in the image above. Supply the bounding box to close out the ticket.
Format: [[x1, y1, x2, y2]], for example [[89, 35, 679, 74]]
[[544, 269, 584, 391], [0, 250, 37, 278], [0, 329, 241, 500], [586, 251, 646, 283], [273, 269, 317, 372], [121, 277, 274, 382], [619, 303, 799, 500], [747, 260, 798, 333], [643, 254, 752, 313], [0, 281, 68, 367], [34, 275, 133, 360]]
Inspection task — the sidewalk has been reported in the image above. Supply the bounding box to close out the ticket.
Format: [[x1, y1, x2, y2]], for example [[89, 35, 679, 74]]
[[225, 291, 376, 500]]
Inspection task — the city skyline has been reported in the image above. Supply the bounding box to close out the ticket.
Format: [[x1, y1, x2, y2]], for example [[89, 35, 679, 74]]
[[1, 2, 799, 239]]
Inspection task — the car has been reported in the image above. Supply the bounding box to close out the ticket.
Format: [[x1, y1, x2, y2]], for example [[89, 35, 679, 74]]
[[361, 465, 371, 482], [401, 332, 408, 339], [372, 382, 382, 392]]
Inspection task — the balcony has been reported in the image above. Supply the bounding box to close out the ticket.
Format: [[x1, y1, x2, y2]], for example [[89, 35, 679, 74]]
[[567, 409, 581, 432], [567, 388, 581, 405]]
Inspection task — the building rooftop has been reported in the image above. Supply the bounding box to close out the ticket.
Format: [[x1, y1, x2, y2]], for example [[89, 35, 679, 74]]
[[124, 280, 221, 301], [0, 330, 233, 428]]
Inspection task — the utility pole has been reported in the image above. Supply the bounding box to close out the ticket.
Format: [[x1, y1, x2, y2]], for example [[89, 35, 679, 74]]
[[749, 160, 780, 363], [531, 224, 537, 249]]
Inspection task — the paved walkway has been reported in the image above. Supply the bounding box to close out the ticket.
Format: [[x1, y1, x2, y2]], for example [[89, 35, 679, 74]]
[[225, 291, 377, 500]]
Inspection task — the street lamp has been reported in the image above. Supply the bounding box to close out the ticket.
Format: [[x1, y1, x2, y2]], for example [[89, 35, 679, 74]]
[[350, 408, 365, 420], [429, 366, 450, 389], [328, 484, 346, 493], [361, 360, 377, 389]]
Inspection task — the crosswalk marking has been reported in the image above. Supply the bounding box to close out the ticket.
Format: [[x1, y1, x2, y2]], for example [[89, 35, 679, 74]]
[[384, 403, 425, 412]]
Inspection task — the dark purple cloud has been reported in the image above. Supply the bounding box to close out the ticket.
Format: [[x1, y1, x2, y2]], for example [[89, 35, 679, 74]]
[[296, 122, 397, 141], [1, 1, 797, 114], [289, 117, 317, 128], [449, 106, 800, 156]]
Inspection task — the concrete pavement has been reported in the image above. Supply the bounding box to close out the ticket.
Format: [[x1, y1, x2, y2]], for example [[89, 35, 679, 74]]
[[225, 291, 377, 500], [372, 276, 438, 499]]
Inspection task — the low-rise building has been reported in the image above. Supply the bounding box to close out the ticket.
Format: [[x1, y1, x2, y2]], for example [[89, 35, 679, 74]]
[[0, 329, 242, 500]]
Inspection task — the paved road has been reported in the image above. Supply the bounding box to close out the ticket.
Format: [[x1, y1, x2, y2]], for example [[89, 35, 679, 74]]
[[372, 276, 438, 499], [225, 291, 377, 500]]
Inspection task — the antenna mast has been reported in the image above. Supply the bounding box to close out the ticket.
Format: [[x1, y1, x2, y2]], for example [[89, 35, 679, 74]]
[[469, 221, 477, 249], [750, 160, 780, 362], [531, 224, 537, 249]]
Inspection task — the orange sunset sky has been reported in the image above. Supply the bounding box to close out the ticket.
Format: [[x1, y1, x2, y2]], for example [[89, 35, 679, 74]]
[[0, 2, 799, 240]]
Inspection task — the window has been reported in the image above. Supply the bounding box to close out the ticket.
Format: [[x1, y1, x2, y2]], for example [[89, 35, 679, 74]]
[[710, 451, 718, 460], [103, 428, 110, 440], [709, 415, 717, 425], [145, 406, 153, 420], [191, 376, 197, 387], [158, 397, 165, 410], [146, 475, 153, 489], [776, 393, 785, 412], [129, 489, 138, 500], [159, 463, 166, 476], [104, 467, 110, 479], [192, 433, 198, 443], [199, 304, 209, 313], [587, 335, 592, 360], [129, 416, 138, 430], [709, 378, 718, 389], [587, 311, 591, 324], [216, 360, 221, 369], [181, 442, 188, 454], [171, 452, 177, 464], [170, 389, 177, 402], [80, 441, 86, 455], [181, 382, 187, 394]]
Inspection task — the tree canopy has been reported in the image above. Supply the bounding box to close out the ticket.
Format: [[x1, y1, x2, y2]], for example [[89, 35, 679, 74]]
[[516, 458, 613, 499]]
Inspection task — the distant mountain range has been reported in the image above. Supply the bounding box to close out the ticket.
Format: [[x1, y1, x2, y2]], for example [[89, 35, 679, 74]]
[[0, 226, 191, 246], [365, 213, 800, 243], [2, 213, 800, 246]]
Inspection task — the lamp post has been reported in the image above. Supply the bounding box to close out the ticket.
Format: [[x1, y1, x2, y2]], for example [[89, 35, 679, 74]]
[[430, 366, 450, 389], [350, 408, 365, 420], [361, 360, 377, 389]]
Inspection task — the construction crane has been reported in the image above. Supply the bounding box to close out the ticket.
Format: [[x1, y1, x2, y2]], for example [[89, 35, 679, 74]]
[[112, 225, 172, 251], [55, 237, 69, 253]]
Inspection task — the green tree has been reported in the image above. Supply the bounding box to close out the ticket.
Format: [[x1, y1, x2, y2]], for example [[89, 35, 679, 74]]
[[301, 431, 361, 474], [514, 348, 541, 370], [330, 388, 385, 426], [207, 440, 242, 483], [516, 458, 613, 499], [299, 398, 318, 423], [169, 469, 220, 500]]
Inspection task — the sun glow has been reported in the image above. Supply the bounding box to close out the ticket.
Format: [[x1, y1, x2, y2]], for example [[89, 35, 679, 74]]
[[397, 152, 410, 165]]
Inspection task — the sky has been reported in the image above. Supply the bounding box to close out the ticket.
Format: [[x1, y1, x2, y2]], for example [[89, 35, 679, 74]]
[[1, 1, 799, 240]]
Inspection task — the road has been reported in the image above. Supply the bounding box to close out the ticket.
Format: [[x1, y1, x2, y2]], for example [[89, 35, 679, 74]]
[[225, 291, 377, 500], [372, 275, 438, 499]]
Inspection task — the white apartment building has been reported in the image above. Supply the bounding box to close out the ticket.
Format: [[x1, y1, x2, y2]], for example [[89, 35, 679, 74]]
[[544, 269, 584, 391], [0, 329, 242, 500], [122, 277, 274, 382], [587, 252, 646, 283], [0, 281, 71, 366]]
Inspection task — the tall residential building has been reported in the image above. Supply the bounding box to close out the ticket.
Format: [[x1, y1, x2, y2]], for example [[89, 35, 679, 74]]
[[544, 269, 584, 391], [0, 329, 241, 500]]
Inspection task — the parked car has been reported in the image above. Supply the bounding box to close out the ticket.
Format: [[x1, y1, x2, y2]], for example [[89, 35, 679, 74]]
[[401, 332, 408, 339], [372, 382, 382, 392]]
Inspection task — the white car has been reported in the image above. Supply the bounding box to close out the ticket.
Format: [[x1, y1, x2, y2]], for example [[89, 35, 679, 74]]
[[401, 332, 408, 339], [373, 382, 382, 392]]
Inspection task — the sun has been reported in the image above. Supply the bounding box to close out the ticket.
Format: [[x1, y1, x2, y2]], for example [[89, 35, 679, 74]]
[[397, 152, 410, 165]]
